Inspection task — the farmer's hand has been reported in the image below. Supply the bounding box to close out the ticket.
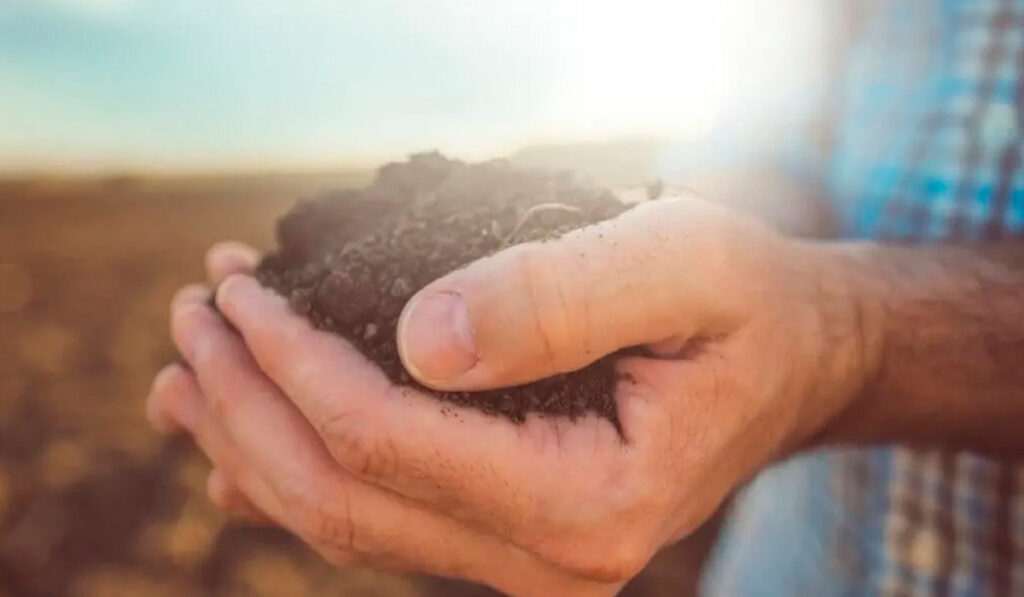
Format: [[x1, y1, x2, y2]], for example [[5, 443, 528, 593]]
[[147, 195, 873, 595]]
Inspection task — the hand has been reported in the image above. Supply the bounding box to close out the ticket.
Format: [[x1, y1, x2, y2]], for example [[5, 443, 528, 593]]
[[147, 195, 872, 595], [147, 245, 626, 596]]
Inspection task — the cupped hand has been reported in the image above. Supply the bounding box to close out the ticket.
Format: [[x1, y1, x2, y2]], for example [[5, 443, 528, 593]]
[[147, 195, 871, 595]]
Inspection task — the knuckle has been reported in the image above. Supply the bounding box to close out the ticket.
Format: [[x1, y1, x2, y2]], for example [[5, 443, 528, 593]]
[[298, 506, 356, 555], [337, 426, 402, 482], [317, 404, 401, 483], [539, 532, 652, 583], [205, 383, 240, 421], [585, 537, 651, 582], [289, 486, 358, 558], [533, 472, 665, 582], [510, 244, 578, 363]]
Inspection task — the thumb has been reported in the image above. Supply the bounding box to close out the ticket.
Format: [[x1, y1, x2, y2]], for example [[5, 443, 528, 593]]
[[397, 197, 753, 391]]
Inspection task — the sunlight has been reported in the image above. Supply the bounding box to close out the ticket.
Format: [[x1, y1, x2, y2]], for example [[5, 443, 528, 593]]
[[1, 0, 821, 172], [543, 0, 733, 140]]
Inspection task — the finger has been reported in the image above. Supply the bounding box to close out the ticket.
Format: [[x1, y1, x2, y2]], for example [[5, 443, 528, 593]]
[[164, 306, 308, 527], [397, 196, 760, 390], [146, 363, 192, 434], [206, 241, 260, 286], [146, 360, 289, 520], [214, 274, 662, 574], [214, 274, 395, 426], [147, 363, 205, 434], [171, 286, 342, 516], [179, 290, 627, 590], [171, 283, 211, 312]]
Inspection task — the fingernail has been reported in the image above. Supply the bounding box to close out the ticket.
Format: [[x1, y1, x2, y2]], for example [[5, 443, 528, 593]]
[[214, 274, 243, 310], [172, 284, 210, 309], [215, 273, 262, 317], [214, 275, 249, 324], [208, 241, 258, 275], [399, 291, 477, 383], [171, 305, 200, 362], [147, 365, 182, 433]]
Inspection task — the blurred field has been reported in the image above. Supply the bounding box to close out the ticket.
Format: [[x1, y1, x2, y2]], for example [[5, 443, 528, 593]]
[[0, 171, 715, 597]]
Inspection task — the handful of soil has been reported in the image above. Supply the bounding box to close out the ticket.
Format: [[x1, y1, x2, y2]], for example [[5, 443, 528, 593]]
[[256, 152, 631, 428]]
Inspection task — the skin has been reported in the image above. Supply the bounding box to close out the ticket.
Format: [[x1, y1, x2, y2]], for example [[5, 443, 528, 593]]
[[146, 196, 1024, 596]]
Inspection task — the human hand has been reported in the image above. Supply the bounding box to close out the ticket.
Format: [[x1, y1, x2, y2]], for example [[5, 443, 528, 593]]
[[147, 195, 872, 595], [147, 244, 628, 596]]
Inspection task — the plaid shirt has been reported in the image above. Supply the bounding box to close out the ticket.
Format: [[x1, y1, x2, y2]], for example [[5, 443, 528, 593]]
[[703, 1, 1024, 595]]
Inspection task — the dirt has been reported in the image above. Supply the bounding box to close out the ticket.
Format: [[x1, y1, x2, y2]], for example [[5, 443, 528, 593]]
[[255, 152, 632, 427]]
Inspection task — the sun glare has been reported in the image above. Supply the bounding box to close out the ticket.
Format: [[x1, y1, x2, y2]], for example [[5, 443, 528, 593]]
[[1, 0, 821, 172], [544, 0, 730, 140]]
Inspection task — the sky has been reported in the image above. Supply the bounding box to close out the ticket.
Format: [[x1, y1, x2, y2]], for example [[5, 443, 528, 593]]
[[0, 0, 825, 174]]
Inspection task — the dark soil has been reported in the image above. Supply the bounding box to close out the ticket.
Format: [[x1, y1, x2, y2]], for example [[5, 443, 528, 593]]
[[255, 152, 632, 427]]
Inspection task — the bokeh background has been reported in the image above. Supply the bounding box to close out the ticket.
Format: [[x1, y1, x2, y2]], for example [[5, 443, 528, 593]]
[[0, 1, 830, 595]]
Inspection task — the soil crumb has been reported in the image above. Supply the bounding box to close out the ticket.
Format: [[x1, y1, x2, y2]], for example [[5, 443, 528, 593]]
[[256, 152, 631, 427]]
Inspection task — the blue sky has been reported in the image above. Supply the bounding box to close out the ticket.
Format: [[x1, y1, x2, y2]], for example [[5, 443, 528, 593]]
[[0, 0, 823, 173]]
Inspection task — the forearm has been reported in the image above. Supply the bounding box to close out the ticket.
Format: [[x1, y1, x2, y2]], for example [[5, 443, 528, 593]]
[[817, 241, 1024, 456]]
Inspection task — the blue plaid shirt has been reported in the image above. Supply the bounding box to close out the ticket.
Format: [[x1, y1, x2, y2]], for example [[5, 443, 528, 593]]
[[703, 1, 1024, 595]]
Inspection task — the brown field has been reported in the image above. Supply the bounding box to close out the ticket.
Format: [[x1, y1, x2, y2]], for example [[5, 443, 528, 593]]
[[0, 171, 714, 597]]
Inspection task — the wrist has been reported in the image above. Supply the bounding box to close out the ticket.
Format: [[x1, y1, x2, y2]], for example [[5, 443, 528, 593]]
[[790, 240, 888, 447]]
